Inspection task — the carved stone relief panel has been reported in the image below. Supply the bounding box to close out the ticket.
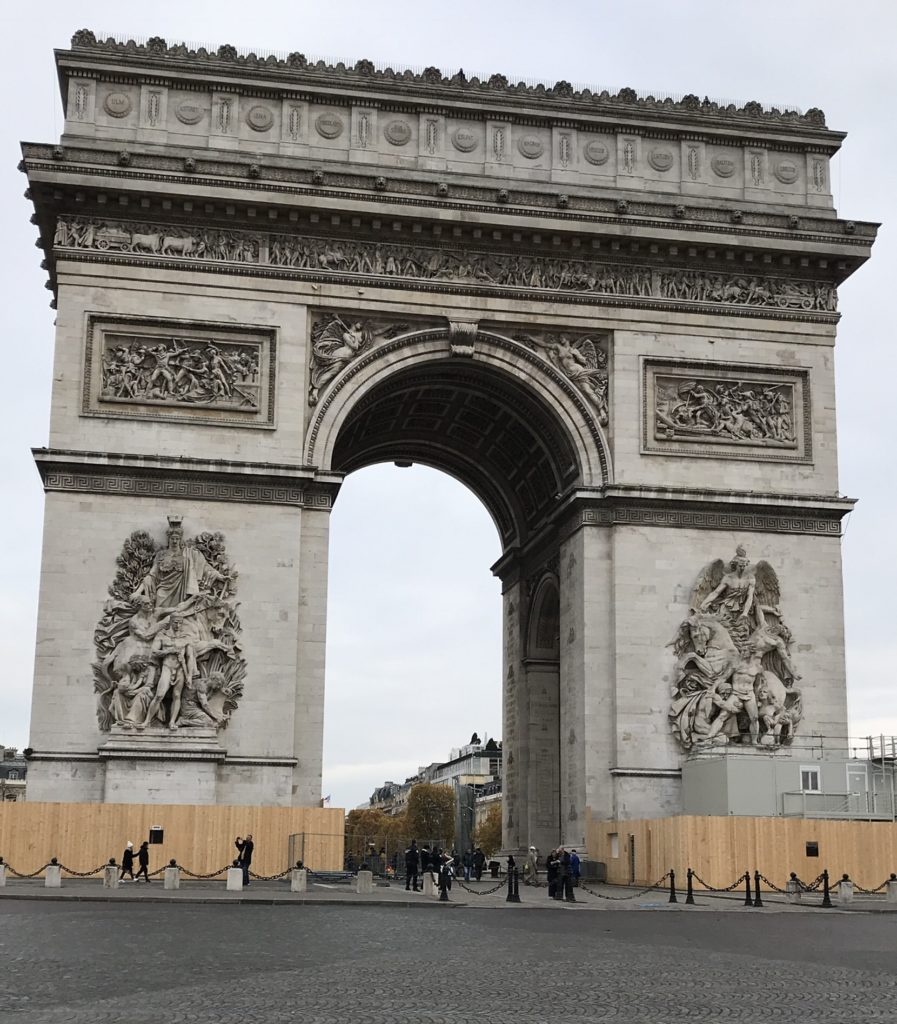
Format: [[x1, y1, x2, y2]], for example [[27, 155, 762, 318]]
[[82, 314, 276, 428], [641, 358, 811, 463], [512, 328, 609, 426], [669, 545, 802, 750], [308, 313, 412, 406], [93, 515, 246, 735]]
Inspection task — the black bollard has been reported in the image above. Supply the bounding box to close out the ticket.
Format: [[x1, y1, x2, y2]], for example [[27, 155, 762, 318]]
[[821, 868, 832, 908], [439, 868, 449, 902], [743, 870, 752, 906], [507, 866, 521, 904], [753, 870, 764, 908], [668, 868, 677, 904], [685, 868, 695, 905]]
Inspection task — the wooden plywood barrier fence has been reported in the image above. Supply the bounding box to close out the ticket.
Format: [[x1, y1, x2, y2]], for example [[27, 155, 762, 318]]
[[0, 803, 345, 877], [586, 812, 897, 890]]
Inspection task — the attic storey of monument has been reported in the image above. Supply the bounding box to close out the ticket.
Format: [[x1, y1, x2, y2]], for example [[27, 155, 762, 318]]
[[20, 31, 875, 853]]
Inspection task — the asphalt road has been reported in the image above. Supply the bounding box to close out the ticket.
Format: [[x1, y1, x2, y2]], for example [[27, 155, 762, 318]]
[[2, 900, 896, 1023]]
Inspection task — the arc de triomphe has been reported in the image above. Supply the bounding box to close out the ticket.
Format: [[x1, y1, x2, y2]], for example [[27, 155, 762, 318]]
[[21, 32, 875, 853]]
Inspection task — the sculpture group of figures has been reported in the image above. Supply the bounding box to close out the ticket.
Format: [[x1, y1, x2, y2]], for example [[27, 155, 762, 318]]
[[55, 217, 837, 313], [655, 377, 795, 446], [658, 271, 836, 312], [669, 547, 803, 749], [100, 336, 261, 410], [93, 517, 246, 733]]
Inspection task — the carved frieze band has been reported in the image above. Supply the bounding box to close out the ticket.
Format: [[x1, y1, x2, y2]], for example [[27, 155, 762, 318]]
[[82, 313, 276, 428], [54, 217, 838, 321], [642, 358, 812, 463], [574, 506, 842, 536]]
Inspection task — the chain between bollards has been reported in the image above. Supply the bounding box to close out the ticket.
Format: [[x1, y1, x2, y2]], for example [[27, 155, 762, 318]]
[[685, 867, 695, 905], [668, 868, 677, 903]]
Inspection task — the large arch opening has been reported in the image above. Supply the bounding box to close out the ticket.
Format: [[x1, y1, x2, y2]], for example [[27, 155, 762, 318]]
[[319, 352, 586, 850], [330, 359, 582, 550], [322, 464, 502, 810]]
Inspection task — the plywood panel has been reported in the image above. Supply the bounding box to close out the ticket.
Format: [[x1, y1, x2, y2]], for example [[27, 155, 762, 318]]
[[586, 811, 897, 890], [0, 803, 345, 877]]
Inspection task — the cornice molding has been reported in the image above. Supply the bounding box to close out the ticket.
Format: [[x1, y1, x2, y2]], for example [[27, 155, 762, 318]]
[[33, 448, 342, 509]]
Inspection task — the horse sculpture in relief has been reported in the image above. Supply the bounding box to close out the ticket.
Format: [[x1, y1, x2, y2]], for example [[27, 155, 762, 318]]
[[668, 546, 802, 750]]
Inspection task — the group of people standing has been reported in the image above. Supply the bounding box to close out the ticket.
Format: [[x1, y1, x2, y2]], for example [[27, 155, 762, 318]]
[[403, 840, 459, 891], [545, 847, 580, 902]]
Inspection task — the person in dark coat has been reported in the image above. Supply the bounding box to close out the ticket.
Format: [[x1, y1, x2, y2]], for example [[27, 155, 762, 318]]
[[546, 849, 559, 899], [462, 848, 473, 881], [559, 848, 576, 902], [404, 840, 420, 891], [119, 841, 135, 882], [473, 847, 486, 882], [420, 845, 431, 877], [235, 834, 254, 886], [570, 848, 581, 887], [136, 841, 150, 883]]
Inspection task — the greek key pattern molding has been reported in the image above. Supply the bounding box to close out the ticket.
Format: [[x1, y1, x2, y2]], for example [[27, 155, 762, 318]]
[[574, 506, 842, 535], [39, 469, 334, 509]]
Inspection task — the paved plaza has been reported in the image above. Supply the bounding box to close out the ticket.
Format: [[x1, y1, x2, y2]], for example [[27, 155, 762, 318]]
[[2, 892, 896, 1023]]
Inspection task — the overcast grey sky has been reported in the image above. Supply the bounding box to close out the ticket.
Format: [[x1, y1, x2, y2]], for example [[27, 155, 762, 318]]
[[1, 0, 895, 810]]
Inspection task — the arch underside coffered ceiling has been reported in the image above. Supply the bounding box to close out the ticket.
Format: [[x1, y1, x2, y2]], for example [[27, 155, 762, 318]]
[[316, 330, 607, 550]]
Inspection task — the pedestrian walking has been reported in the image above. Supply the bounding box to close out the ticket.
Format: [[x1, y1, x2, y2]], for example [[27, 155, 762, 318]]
[[405, 839, 419, 888], [135, 840, 150, 883], [462, 848, 473, 881], [235, 834, 254, 886], [420, 844, 431, 877], [119, 841, 135, 882], [473, 846, 486, 882], [524, 845, 539, 885], [570, 848, 581, 887]]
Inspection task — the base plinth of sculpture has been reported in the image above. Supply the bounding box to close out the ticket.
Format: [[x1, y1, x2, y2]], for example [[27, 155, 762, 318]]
[[98, 727, 225, 803]]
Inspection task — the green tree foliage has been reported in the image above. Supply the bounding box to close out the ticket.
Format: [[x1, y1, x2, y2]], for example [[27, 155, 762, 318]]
[[404, 783, 456, 845], [473, 801, 502, 857]]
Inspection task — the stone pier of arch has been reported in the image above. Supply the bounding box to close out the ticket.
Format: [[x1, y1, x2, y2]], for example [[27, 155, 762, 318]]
[[20, 32, 875, 855]]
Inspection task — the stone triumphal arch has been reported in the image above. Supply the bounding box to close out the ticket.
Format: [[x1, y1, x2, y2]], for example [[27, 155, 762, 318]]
[[22, 32, 875, 854]]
